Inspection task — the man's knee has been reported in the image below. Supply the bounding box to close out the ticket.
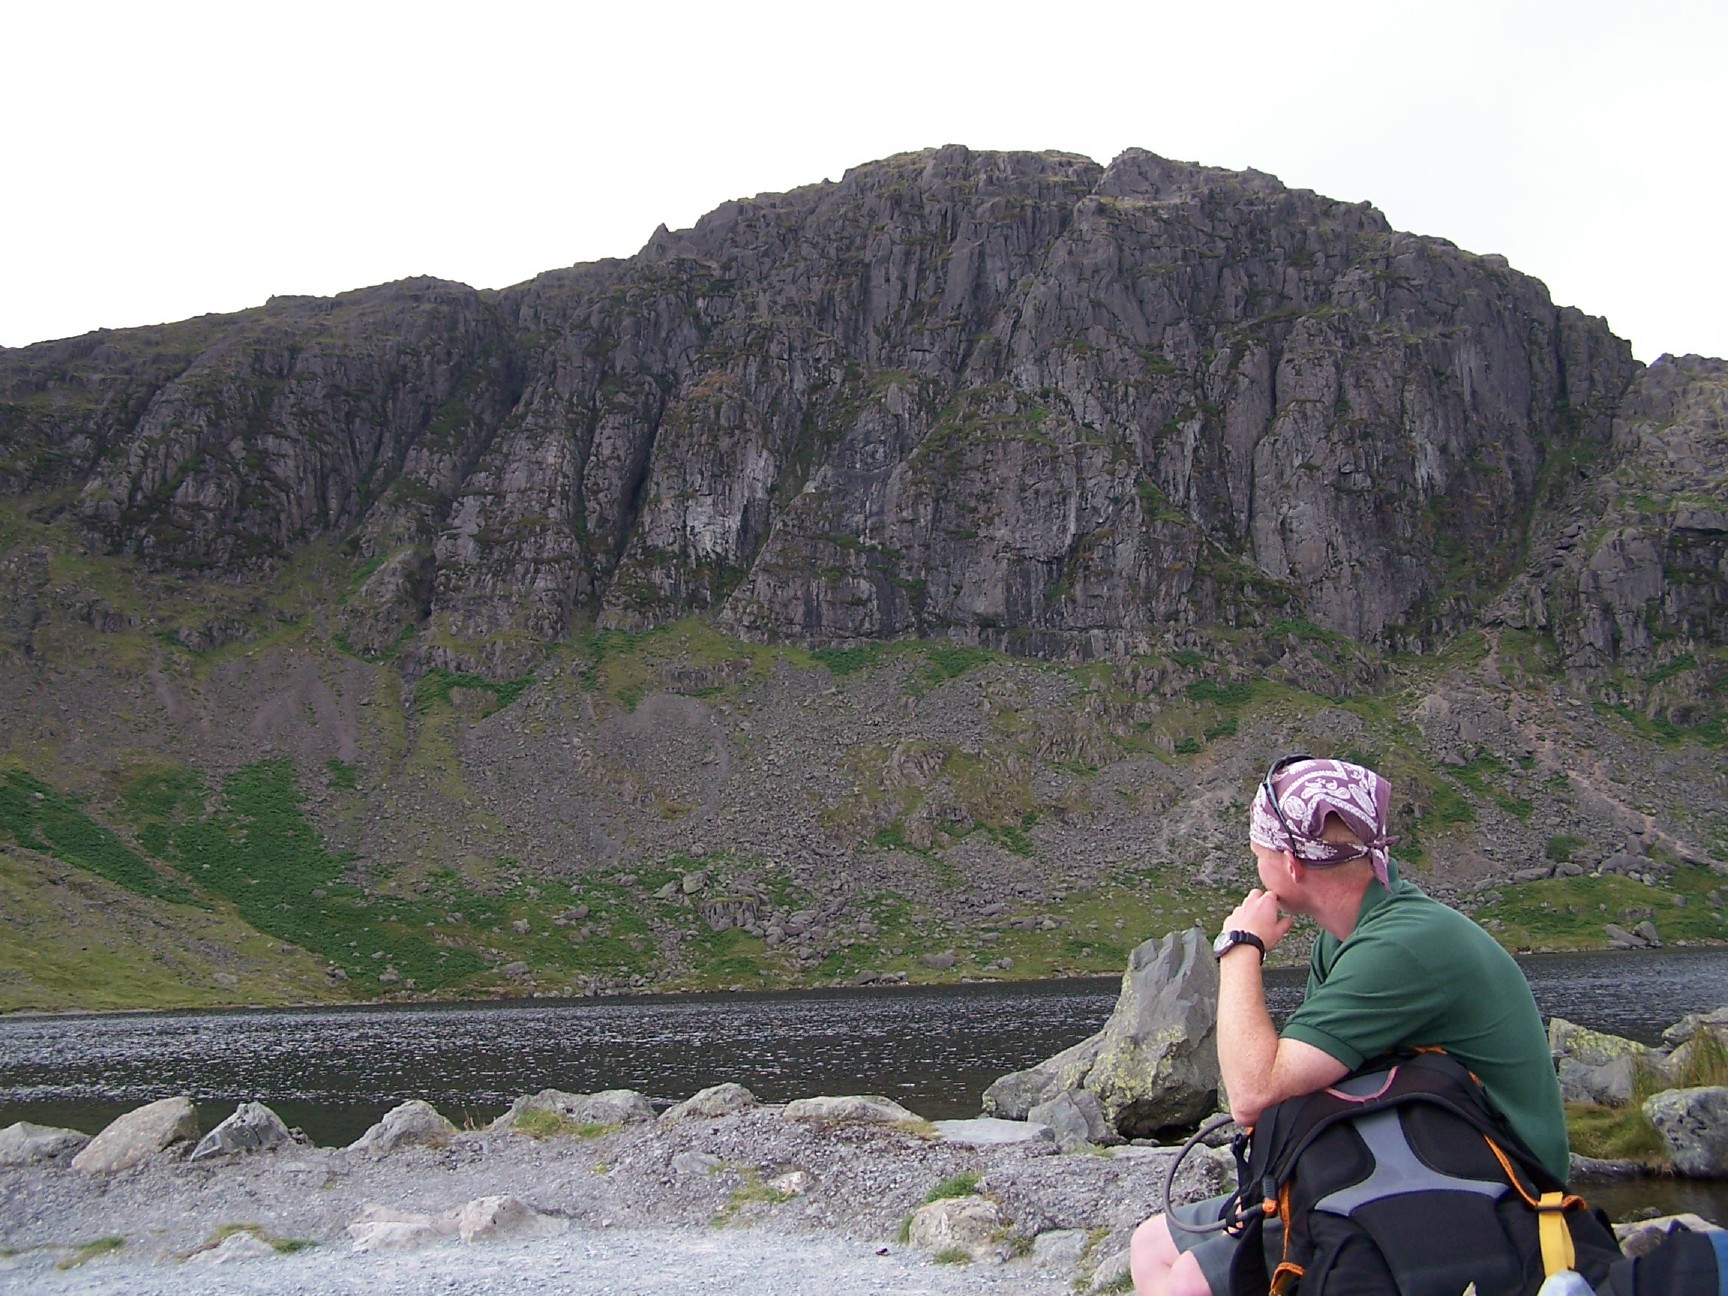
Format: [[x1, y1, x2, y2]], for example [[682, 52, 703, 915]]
[[1132, 1212, 1179, 1271], [1130, 1213, 1214, 1296]]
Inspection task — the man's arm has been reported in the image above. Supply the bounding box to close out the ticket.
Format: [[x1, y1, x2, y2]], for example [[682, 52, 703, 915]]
[[1214, 886, 1348, 1127]]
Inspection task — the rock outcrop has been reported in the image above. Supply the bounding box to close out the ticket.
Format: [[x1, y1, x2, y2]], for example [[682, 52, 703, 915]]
[[983, 928, 1219, 1137], [1, 146, 1662, 673]]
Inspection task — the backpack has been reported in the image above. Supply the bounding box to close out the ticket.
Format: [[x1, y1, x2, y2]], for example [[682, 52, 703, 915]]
[[1221, 1050, 1625, 1295]]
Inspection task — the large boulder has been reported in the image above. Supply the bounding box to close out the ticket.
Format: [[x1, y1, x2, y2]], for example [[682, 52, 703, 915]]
[[982, 928, 1219, 1137], [0, 1121, 89, 1166], [1642, 1086, 1728, 1176], [349, 1100, 457, 1156], [71, 1097, 199, 1173], [190, 1101, 297, 1160], [489, 1087, 655, 1132]]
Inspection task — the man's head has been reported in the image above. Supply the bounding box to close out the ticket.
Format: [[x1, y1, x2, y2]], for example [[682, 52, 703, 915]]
[[1250, 755, 1397, 887]]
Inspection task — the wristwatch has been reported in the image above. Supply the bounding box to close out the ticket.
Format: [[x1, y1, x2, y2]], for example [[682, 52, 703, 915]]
[[1212, 929, 1266, 962]]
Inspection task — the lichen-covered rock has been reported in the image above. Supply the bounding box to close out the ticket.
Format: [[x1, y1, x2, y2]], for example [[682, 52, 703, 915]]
[[983, 928, 1218, 1137], [348, 1100, 457, 1156], [1549, 1017, 1655, 1069], [1642, 1086, 1728, 1176], [70, 1096, 199, 1173]]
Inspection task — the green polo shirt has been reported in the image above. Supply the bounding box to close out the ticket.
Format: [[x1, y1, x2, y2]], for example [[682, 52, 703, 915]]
[[1279, 861, 1571, 1183]]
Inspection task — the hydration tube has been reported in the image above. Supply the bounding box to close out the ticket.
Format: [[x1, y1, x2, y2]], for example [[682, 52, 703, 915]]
[[1163, 1113, 1247, 1235]]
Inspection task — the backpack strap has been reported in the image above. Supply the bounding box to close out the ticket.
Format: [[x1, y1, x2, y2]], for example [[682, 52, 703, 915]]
[[1536, 1191, 1576, 1277]]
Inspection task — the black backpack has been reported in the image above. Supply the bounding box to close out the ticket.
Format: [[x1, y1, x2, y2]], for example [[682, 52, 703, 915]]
[[1221, 1050, 1625, 1295]]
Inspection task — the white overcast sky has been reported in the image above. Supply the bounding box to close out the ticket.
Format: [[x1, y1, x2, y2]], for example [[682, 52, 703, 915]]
[[2, 0, 1723, 362]]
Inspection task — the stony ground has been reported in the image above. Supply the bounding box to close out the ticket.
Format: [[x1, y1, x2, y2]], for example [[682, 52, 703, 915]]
[[0, 1107, 1237, 1296]]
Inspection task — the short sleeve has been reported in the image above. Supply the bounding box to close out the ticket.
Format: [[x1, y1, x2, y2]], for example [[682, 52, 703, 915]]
[[1279, 927, 1446, 1069]]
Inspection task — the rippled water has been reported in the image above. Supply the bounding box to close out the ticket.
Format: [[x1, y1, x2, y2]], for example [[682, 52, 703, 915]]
[[4, 948, 1726, 1191]]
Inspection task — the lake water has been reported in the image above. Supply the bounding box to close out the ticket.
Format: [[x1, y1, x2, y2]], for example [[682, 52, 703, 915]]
[[4, 947, 1727, 1217]]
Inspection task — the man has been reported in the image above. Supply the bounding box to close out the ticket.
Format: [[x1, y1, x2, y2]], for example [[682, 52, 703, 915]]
[[1130, 755, 1568, 1296]]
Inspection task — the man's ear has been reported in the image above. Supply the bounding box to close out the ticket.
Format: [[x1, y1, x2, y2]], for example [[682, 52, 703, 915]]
[[1281, 851, 1305, 885]]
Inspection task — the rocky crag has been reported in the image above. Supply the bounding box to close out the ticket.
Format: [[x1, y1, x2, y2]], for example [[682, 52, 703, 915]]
[[0, 147, 1723, 1009]]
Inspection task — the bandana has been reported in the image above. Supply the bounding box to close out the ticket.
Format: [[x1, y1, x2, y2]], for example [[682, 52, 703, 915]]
[[1249, 757, 1397, 887]]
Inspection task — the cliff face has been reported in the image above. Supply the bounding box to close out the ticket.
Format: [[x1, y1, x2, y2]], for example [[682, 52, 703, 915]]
[[0, 145, 1701, 676]]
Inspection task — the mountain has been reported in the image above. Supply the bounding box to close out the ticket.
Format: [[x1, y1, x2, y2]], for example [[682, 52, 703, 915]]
[[0, 146, 1723, 1011]]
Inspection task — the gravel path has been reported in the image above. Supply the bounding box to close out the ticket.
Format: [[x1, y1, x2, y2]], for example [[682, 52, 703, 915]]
[[0, 1106, 1235, 1296], [1, 1228, 1074, 1296]]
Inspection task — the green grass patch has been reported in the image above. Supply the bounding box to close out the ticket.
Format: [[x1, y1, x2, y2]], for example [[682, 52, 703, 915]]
[[414, 667, 534, 715], [0, 769, 197, 905], [57, 1236, 124, 1269], [204, 1223, 313, 1255], [933, 1247, 973, 1265], [1564, 1102, 1668, 1165], [923, 1170, 981, 1202], [1474, 865, 1728, 950]]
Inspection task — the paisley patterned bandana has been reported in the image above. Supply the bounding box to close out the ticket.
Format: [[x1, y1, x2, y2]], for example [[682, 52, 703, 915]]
[[1249, 756, 1397, 887]]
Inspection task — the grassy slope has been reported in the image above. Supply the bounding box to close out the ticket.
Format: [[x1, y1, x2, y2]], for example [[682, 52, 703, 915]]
[[0, 847, 338, 1011]]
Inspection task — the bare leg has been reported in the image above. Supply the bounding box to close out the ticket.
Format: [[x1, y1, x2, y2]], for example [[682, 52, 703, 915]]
[[1130, 1213, 1214, 1296]]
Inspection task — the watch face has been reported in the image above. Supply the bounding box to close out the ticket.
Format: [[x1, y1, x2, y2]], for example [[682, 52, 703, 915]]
[[1212, 930, 1236, 957]]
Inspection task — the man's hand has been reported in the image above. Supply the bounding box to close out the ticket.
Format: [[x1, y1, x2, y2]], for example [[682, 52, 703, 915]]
[[1220, 887, 1295, 955]]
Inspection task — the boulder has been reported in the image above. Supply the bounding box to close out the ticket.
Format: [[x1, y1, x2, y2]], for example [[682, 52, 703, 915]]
[[1604, 923, 1650, 949], [1548, 1018, 1654, 1069], [782, 1095, 920, 1125], [1642, 1086, 1728, 1176], [1662, 1007, 1728, 1047], [905, 1195, 1003, 1258], [455, 1195, 567, 1243], [0, 1121, 89, 1166], [983, 928, 1218, 1137], [1556, 1053, 1644, 1107], [1666, 1025, 1728, 1083], [671, 1150, 724, 1176], [189, 1101, 296, 1160], [71, 1096, 199, 1173], [489, 1087, 655, 1132], [1028, 1089, 1120, 1150], [348, 1100, 457, 1156], [661, 1083, 759, 1122], [1031, 1228, 1090, 1270]]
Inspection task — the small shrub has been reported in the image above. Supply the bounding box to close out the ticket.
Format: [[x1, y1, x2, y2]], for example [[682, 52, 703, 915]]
[[1671, 1029, 1728, 1089], [1545, 834, 1586, 863], [933, 1247, 973, 1265]]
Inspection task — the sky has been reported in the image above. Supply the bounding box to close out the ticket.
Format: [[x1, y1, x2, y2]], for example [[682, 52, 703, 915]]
[[2, 1, 1723, 363]]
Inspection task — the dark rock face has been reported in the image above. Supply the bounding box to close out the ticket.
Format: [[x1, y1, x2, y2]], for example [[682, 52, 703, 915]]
[[0, 146, 1679, 671]]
